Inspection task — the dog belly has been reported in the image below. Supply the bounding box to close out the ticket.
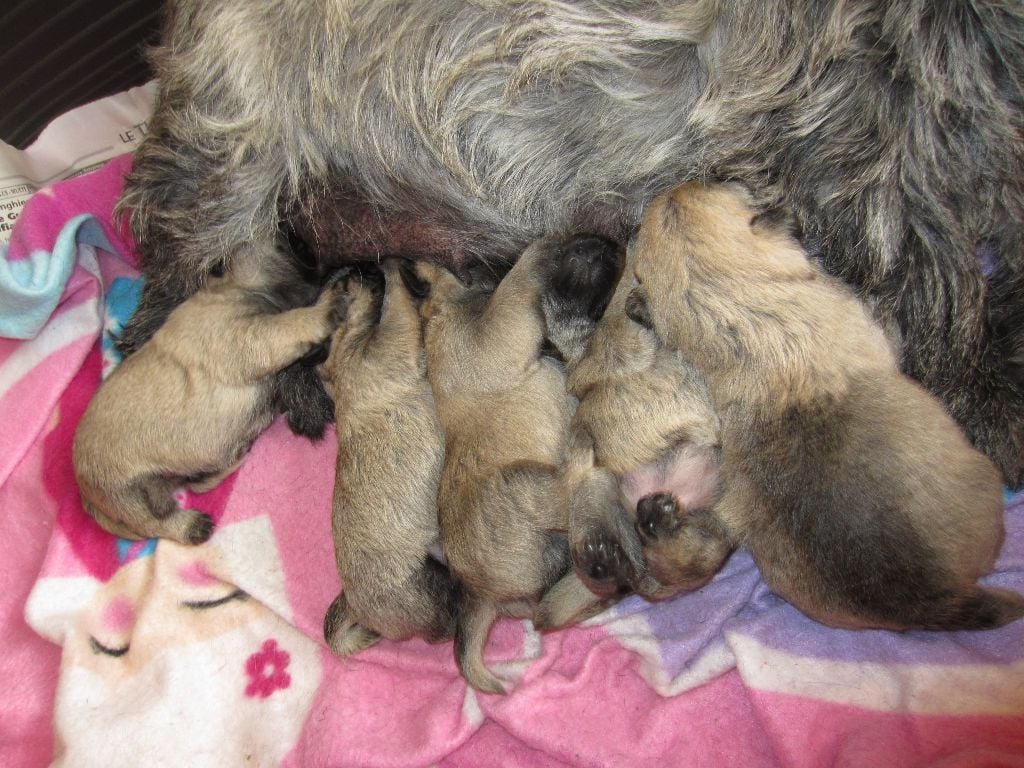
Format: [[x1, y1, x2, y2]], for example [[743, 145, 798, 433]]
[[619, 445, 719, 516], [285, 184, 635, 275]]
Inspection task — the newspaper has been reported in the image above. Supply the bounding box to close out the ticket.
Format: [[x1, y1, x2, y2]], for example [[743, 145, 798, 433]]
[[0, 82, 156, 244]]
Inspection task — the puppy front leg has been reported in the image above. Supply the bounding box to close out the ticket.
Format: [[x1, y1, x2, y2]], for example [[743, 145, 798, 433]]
[[322, 278, 385, 376], [236, 284, 344, 380]]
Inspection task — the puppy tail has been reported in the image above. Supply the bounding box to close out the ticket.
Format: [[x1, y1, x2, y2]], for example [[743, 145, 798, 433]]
[[454, 593, 506, 695], [323, 593, 381, 655], [917, 587, 1024, 631]]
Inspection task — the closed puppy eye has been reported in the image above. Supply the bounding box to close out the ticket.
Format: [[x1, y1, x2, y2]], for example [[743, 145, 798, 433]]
[[180, 588, 248, 610], [89, 636, 129, 657]]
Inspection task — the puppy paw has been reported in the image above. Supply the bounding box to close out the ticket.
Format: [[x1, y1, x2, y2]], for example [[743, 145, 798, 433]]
[[635, 492, 682, 543], [572, 529, 635, 598]]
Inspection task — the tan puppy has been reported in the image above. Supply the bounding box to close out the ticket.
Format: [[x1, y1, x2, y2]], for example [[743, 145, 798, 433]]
[[418, 236, 620, 693], [320, 262, 460, 655], [629, 182, 1024, 631], [73, 244, 340, 545], [534, 244, 728, 628]]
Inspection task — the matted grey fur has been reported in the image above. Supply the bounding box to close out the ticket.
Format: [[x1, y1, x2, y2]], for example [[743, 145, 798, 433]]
[[119, 0, 1024, 485]]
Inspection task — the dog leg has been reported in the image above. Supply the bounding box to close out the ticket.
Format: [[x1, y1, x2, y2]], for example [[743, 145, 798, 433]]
[[974, 261, 1024, 488], [83, 475, 213, 545], [534, 570, 611, 631], [118, 97, 287, 350], [275, 363, 336, 440], [232, 285, 341, 380]]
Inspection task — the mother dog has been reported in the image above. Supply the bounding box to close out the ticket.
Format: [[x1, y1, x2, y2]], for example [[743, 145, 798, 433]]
[[119, 0, 1024, 485]]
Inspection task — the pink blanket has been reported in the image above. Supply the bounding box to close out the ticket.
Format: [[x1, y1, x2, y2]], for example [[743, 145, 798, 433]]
[[2, 156, 1023, 767]]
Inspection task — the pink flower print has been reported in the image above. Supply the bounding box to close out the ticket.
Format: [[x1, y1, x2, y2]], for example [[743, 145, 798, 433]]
[[244, 639, 292, 698]]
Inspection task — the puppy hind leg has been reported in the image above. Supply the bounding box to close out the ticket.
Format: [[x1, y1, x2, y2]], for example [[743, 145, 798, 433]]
[[88, 477, 213, 545], [140, 476, 214, 545], [534, 569, 611, 631], [80, 496, 156, 542], [323, 593, 381, 656], [454, 592, 506, 695]]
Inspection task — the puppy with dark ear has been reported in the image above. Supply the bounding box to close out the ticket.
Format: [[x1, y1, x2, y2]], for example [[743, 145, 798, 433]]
[[320, 261, 460, 655], [73, 243, 342, 545], [418, 238, 615, 694], [630, 182, 1024, 632], [532, 241, 728, 628]]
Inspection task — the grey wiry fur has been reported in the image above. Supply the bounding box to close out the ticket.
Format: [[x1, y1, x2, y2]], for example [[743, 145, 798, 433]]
[[119, 0, 1024, 485]]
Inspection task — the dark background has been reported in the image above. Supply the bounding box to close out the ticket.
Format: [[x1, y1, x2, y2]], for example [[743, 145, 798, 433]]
[[1, 0, 163, 148]]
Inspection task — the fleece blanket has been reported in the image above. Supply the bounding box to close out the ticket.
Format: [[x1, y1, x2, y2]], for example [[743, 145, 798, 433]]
[[2, 155, 1023, 768]]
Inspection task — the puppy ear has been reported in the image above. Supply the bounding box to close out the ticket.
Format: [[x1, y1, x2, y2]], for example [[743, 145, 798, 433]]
[[624, 286, 653, 329], [749, 205, 799, 238], [396, 260, 431, 300]]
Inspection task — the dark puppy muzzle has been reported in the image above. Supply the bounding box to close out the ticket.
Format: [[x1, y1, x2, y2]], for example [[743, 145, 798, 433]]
[[547, 235, 624, 322]]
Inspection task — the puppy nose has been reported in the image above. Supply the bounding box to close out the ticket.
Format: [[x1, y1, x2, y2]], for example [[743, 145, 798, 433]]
[[551, 235, 623, 321]]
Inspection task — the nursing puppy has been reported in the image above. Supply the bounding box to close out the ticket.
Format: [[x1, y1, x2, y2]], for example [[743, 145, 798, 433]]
[[534, 245, 728, 626], [73, 244, 340, 545], [418, 237, 616, 694], [630, 183, 1024, 631], [120, 0, 1024, 487], [320, 262, 460, 654]]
